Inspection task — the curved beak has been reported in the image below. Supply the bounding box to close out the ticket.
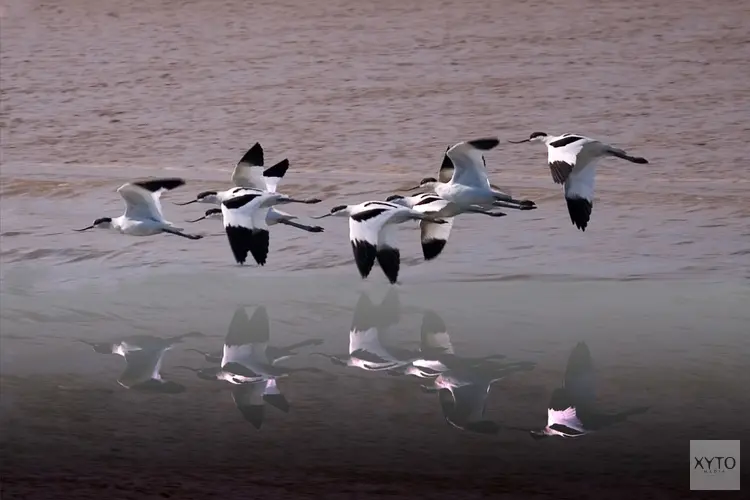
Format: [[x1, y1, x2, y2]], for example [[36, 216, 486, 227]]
[[507, 139, 530, 144], [172, 199, 198, 206], [310, 213, 332, 220], [73, 225, 95, 232], [185, 216, 207, 223]]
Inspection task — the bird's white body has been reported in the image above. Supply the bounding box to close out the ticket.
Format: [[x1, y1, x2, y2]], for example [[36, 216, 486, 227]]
[[345, 326, 417, 372]]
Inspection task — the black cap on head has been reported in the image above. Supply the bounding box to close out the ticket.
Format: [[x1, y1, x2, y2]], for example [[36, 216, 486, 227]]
[[385, 195, 404, 202], [530, 132, 548, 139], [420, 177, 437, 184], [205, 208, 222, 216], [93, 217, 112, 226], [197, 190, 217, 199], [330, 205, 347, 213]]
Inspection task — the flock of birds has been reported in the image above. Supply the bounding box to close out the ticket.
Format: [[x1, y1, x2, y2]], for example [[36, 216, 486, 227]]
[[75, 134, 649, 284], [77, 290, 649, 435]]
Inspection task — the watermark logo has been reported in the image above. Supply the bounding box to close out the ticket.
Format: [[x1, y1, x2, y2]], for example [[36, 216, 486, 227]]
[[690, 440, 740, 490]]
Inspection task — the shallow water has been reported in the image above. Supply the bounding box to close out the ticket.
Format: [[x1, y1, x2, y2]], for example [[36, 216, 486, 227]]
[[1, 0, 749, 497]]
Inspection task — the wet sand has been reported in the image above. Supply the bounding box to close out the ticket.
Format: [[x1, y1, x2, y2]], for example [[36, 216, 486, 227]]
[[1, 0, 750, 498]]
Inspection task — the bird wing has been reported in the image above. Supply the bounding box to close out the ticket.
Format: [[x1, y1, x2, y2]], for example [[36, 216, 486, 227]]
[[348, 205, 397, 247], [262, 378, 290, 413], [231, 382, 267, 428], [222, 306, 270, 366], [420, 310, 454, 355], [547, 135, 602, 185], [118, 178, 185, 222], [259, 160, 289, 193], [231, 143, 266, 188], [547, 388, 585, 434], [117, 347, 167, 389], [438, 383, 488, 427], [446, 138, 498, 187], [562, 342, 596, 408]]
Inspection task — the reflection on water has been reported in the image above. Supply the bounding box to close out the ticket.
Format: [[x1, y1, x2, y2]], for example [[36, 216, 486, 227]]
[[529, 342, 650, 439], [174, 305, 327, 429], [77, 332, 206, 393], [0, 274, 747, 446]]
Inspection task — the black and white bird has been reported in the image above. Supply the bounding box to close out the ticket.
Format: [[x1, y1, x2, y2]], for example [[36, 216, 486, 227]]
[[78, 332, 203, 392], [508, 132, 649, 231], [420, 360, 536, 434], [311, 201, 449, 284], [394, 310, 507, 379], [176, 306, 327, 384], [220, 190, 322, 266], [311, 290, 418, 372], [385, 193, 506, 261], [405, 138, 537, 212], [185, 207, 324, 234], [529, 342, 649, 439], [173, 142, 290, 206], [74, 178, 203, 240]]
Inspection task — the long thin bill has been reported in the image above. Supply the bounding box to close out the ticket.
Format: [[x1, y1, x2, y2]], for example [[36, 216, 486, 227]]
[[73, 226, 95, 232], [507, 139, 530, 144], [310, 214, 332, 220], [173, 200, 198, 206]]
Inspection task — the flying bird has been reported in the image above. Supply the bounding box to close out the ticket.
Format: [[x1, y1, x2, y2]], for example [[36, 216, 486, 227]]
[[508, 132, 649, 231], [312, 201, 448, 284], [74, 178, 203, 240]]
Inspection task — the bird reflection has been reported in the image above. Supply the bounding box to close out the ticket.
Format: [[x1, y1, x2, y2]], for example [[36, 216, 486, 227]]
[[311, 289, 418, 372], [529, 342, 649, 439], [176, 305, 329, 429], [393, 309, 508, 379], [421, 360, 536, 434], [77, 332, 204, 393]]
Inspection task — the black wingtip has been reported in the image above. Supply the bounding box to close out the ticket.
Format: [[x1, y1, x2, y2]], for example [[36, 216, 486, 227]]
[[565, 197, 592, 232], [263, 159, 289, 178], [133, 178, 186, 192], [248, 229, 270, 266], [467, 138, 500, 151], [376, 247, 400, 284], [239, 142, 264, 167], [263, 394, 290, 413], [440, 153, 453, 170], [351, 240, 377, 279], [225, 225, 252, 265], [421, 238, 447, 261], [238, 405, 264, 429]]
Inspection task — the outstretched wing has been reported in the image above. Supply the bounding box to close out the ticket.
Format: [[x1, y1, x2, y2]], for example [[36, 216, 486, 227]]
[[446, 138, 499, 187], [420, 310, 454, 355], [118, 178, 185, 222]]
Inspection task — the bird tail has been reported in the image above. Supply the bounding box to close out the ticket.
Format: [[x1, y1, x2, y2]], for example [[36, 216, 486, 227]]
[[607, 147, 649, 164]]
